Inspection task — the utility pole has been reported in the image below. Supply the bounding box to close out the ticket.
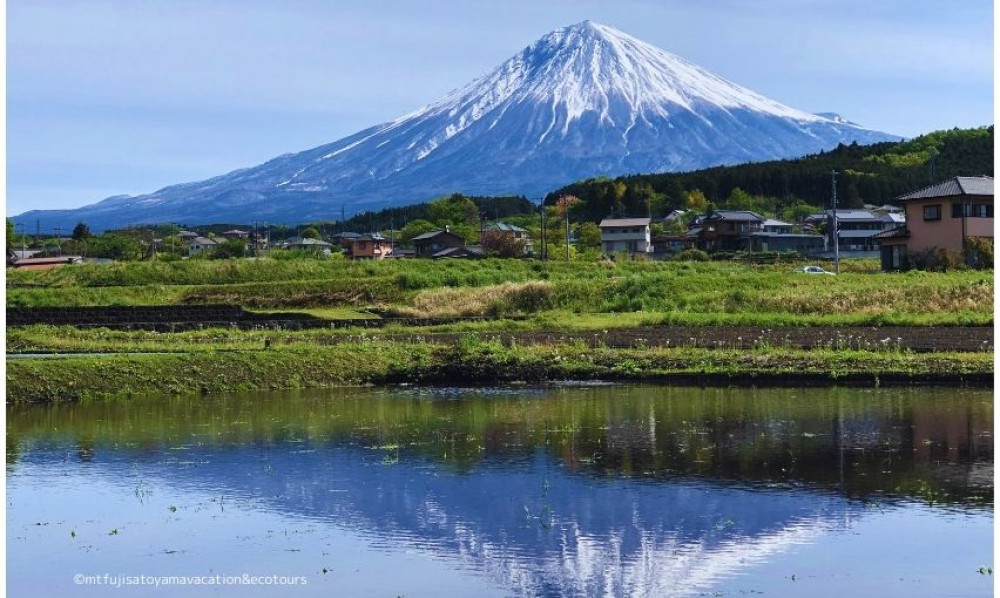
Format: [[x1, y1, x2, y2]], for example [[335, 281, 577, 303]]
[[538, 198, 547, 260], [54, 226, 62, 256], [565, 203, 571, 262], [830, 170, 840, 274], [17, 223, 25, 258]]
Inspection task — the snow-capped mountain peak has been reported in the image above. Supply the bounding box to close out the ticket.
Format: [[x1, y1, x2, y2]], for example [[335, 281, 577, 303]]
[[13, 22, 899, 231]]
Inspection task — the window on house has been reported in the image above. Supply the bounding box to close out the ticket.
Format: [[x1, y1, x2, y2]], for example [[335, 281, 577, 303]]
[[923, 205, 941, 221], [953, 203, 994, 218]]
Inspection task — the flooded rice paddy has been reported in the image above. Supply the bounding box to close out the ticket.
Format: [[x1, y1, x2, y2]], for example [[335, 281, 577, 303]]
[[7, 385, 993, 597]]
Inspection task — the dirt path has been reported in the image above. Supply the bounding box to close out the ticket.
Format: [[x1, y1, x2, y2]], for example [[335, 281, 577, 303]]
[[353, 325, 993, 352]]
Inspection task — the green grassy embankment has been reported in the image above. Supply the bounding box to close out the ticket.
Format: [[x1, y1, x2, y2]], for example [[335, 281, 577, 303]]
[[6, 337, 992, 403]]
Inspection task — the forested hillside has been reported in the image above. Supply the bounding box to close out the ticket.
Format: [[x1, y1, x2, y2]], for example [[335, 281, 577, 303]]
[[546, 126, 993, 222]]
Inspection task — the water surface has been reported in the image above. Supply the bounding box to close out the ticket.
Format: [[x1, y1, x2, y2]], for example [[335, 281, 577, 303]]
[[7, 385, 993, 597]]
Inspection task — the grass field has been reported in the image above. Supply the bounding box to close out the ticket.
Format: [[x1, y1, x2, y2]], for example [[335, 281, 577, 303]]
[[6, 258, 993, 326], [6, 258, 992, 401]]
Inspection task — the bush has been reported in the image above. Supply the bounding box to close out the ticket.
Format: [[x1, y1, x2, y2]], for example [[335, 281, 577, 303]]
[[964, 237, 993, 270], [908, 247, 966, 272], [675, 249, 709, 262]]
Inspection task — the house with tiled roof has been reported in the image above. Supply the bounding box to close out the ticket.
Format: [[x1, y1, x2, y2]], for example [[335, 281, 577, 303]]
[[875, 176, 993, 270], [412, 228, 466, 258], [694, 210, 764, 252], [804, 209, 900, 256]]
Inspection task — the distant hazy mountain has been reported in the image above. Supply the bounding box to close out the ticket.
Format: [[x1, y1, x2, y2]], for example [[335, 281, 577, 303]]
[[14, 21, 899, 231]]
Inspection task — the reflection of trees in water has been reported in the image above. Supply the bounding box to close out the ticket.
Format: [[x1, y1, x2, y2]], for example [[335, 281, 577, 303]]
[[7, 385, 993, 504]]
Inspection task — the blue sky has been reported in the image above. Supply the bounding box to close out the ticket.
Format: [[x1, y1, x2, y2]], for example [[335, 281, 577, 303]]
[[7, 0, 994, 216]]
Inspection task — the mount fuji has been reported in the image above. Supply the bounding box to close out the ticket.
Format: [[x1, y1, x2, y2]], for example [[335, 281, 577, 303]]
[[15, 21, 899, 231]]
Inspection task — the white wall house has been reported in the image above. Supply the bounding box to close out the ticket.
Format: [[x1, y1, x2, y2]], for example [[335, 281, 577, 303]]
[[187, 236, 219, 257], [599, 218, 651, 253]]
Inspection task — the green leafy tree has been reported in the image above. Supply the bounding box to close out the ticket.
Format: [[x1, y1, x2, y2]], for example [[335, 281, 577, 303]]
[[300, 227, 321, 240], [428, 193, 479, 227], [782, 200, 822, 224], [610, 180, 627, 216], [480, 230, 526, 258], [6, 218, 13, 250], [71, 222, 92, 241], [725, 187, 756, 211], [399, 219, 438, 246], [685, 189, 709, 212], [576, 222, 602, 251], [211, 239, 248, 259], [85, 234, 144, 261]]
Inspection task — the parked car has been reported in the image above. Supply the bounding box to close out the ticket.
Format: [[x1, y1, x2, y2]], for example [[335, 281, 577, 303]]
[[800, 265, 835, 275]]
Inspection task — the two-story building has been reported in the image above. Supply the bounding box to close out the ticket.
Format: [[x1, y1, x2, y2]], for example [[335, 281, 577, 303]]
[[695, 210, 764, 252], [412, 228, 466, 258], [876, 176, 993, 270], [805, 209, 902, 257], [344, 233, 393, 260], [599, 218, 651, 254], [750, 217, 826, 254]]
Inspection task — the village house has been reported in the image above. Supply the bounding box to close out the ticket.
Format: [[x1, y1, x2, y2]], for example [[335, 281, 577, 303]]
[[412, 228, 466, 258], [344, 233, 394, 260], [805, 209, 901, 257], [599, 217, 651, 254], [280, 237, 334, 255], [650, 233, 694, 256], [875, 176, 993, 270], [187, 236, 219, 257], [331, 232, 361, 250], [221, 229, 250, 240], [694, 210, 764, 252], [749, 217, 826, 254], [482, 222, 533, 255]]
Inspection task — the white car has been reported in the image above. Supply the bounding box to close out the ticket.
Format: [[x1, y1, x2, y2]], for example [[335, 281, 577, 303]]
[[801, 265, 835, 275]]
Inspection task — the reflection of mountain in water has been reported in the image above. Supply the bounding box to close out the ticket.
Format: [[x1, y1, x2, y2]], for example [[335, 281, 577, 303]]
[[9, 387, 993, 597], [24, 443, 858, 597]]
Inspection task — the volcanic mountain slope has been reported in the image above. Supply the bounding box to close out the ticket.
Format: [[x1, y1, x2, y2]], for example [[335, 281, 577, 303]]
[[16, 21, 898, 231]]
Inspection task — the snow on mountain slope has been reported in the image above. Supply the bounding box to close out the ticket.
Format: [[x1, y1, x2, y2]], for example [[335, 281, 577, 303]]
[[14, 21, 899, 231]]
